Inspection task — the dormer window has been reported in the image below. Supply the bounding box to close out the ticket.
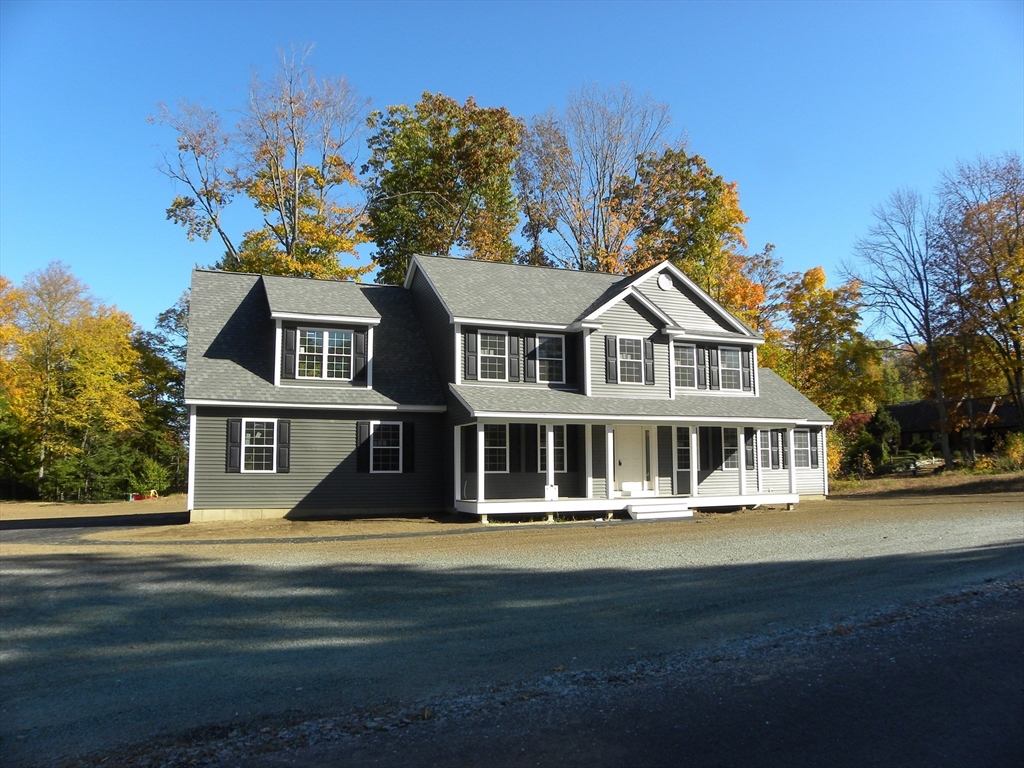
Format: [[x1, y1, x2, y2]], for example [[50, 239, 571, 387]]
[[298, 329, 352, 380], [479, 332, 508, 380], [719, 347, 742, 390], [537, 335, 565, 384]]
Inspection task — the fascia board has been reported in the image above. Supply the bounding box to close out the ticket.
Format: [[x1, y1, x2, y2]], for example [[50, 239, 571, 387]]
[[452, 317, 568, 331], [186, 398, 446, 412], [467, 410, 833, 426], [271, 311, 381, 326], [666, 329, 766, 346], [405, 256, 456, 323]]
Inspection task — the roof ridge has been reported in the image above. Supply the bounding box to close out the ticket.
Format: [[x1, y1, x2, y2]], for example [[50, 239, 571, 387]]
[[414, 254, 624, 280]]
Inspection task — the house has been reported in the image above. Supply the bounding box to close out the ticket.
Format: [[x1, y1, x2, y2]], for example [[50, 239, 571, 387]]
[[887, 397, 1022, 455], [185, 256, 833, 522]]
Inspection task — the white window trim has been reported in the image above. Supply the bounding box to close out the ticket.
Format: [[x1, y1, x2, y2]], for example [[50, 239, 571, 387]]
[[296, 327, 354, 381], [536, 334, 566, 385], [538, 424, 567, 474], [483, 423, 509, 474], [719, 346, 743, 391], [617, 335, 645, 385], [478, 330, 509, 382], [793, 428, 812, 469], [369, 420, 403, 474], [241, 418, 277, 474], [673, 342, 698, 391]]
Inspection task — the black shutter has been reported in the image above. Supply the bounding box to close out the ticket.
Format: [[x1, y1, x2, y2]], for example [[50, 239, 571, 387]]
[[810, 428, 820, 469], [781, 430, 789, 469], [509, 423, 522, 473], [524, 424, 538, 473], [770, 429, 781, 469], [643, 339, 655, 385], [744, 427, 756, 469], [696, 347, 708, 389], [741, 349, 753, 391], [570, 424, 586, 472], [605, 336, 617, 384], [524, 335, 537, 382], [462, 425, 477, 473], [403, 422, 415, 473], [508, 333, 521, 382], [712, 427, 724, 470], [591, 425, 606, 479], [464, 329, 477, 381], [564, 334, 577, 386], [282, 328, 296, 379], [708, 348, 720, 389], [657, 426, 673, 479], [226, 418, 241, 472], [352, 330, 368, 385], [276, 419, 291, 473], [356, 421, 370, 473]]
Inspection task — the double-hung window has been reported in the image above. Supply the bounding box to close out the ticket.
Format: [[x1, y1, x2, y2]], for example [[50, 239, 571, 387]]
[[537, 335, 565, 384], [760, 430, 771, 469], [723, 427, 739, 469], [674, 344, 697, 389], [298, 329, 352, 380], [483, 424, 508, 472], [719, 347, 742, 390], [618, 337, 644, 384], [371, 422, 402, 473], [243, 419, 276, 472], [479, 332, 507, 380], [676, 426, 691, 471], [538, 425, 566, 473], [793, 429, 811, 468]]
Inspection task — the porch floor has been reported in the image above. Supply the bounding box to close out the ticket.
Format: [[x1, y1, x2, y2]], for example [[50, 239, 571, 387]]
[[455, 492, 799, 517]]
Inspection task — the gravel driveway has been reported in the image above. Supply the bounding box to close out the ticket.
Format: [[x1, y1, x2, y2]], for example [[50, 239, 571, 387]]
[[1, 478, 1022, 766]]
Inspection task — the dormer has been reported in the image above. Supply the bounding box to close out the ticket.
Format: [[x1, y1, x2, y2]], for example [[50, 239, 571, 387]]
[[262, 274, 382, 390]]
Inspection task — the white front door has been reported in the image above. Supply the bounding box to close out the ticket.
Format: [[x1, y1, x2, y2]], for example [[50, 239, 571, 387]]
[[614, 425, 646, 492]]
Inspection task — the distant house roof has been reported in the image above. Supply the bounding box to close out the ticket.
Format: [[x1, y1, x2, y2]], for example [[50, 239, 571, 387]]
[[450, 369, 832, 424], [886, 397, 1022, 433], [185, 270, 445, 409]]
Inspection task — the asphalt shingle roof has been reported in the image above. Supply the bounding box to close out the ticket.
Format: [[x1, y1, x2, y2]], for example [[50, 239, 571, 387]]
[[262, 273, 380, 320], [450, 369, 832, 424], [184, 270, 445, 408], [413, 255, 627, 325]]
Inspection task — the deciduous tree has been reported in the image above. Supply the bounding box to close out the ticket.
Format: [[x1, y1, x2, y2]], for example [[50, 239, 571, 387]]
[[362, 92, 522, 284], [153, 48, 371, 280]]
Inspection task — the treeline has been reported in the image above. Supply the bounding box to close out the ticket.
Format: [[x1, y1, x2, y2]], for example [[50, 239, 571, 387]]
[[0, 266, 188, 500]]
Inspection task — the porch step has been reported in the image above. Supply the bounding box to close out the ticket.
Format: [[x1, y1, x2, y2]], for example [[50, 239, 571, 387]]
[[626, 503, 693, 521]]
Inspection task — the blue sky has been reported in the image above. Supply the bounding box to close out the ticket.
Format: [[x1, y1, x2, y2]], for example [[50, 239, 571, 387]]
[[1, 0, 1021, 332]]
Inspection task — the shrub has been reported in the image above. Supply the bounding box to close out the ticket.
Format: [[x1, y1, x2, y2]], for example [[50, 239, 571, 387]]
[[994, 432, 1024, 471]]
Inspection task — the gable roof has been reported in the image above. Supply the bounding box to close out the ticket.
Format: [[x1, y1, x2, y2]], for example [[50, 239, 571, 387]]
[[407, 255, 626, 326], [262, 273, 381, 324], [185, 270, 445, 409], [406, 255, 760, 341]]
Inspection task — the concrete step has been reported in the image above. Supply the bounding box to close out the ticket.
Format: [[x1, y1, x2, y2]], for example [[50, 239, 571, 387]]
[[627, 504, 693, 521]]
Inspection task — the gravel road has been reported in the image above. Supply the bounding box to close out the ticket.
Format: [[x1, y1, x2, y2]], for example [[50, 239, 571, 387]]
[[1, 480, 1021, 767]]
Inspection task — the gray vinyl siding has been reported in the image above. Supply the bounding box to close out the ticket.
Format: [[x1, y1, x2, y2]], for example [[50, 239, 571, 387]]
[[796, 429, 827, 495], [760, 469, 791, 494], [193, 406, 445, 513], [697, 470, 741, 496], [592, 477, 607, 498], [410, 269, 456, 383], [635, 276, 737, 333], [460, 329, 583, 390], [744, 469, 759, 492], [588, 299, 671, 399]]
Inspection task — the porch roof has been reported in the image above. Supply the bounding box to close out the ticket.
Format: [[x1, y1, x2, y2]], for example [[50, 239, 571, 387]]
[[450, 369, 833, 425]]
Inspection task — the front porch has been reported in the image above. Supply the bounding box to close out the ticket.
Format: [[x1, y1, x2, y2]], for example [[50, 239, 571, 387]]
[[454, 420, 809, 521]]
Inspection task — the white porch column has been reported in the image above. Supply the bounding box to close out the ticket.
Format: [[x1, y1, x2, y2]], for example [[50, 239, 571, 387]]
[[690, 427, 699, 498], [585, 424, 593, 498], [476, 423, 486, 502], [454, 426, 462, 501], [545, 423, 556, 490], [787, 427, 797, 494], [738, 427, 747, 496], [605, 426, 615, 499]]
